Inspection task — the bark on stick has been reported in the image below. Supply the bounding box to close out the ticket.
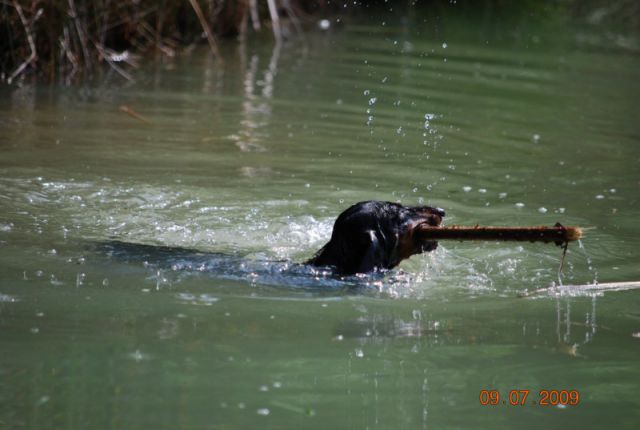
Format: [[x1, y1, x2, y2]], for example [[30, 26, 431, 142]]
[[416, 224, 582, 245]]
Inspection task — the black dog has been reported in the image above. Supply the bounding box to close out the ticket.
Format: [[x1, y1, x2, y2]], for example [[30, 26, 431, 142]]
[[307, 201, 445, 275]]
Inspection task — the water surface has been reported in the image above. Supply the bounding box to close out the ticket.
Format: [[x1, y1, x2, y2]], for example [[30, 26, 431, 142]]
[[1, 6, 639, 429]]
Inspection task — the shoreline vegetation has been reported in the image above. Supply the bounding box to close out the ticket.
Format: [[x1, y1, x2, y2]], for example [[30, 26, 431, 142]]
[[1, 0, 638, 85], [1, 0, 331, 84]]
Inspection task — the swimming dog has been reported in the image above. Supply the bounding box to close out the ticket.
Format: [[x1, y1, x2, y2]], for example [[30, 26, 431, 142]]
[[307, 201, 445, 274]]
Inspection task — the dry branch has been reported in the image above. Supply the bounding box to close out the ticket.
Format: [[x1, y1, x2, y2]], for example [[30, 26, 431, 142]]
[[188, 0, 222, 60], [250, 0, 261, 31], [8, 1, 40, 84], [267, 0, 282, 44], [518, 281, 640, 297]]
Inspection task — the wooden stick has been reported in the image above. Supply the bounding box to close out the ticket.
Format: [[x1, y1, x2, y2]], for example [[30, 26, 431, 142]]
[[119, 105, 151, 124], [249, 0, 261, 31], [267, 0, 283, 44], [188, 0, 222, 61], [519, 281, 640, 297], [416, 224, 582, 245], [8, 1, 40, 84]]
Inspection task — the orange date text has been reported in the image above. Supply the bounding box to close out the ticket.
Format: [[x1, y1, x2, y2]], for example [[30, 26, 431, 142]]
[[479, 390, 580, 406]]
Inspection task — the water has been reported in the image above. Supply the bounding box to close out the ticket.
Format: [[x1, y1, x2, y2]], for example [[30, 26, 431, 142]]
[[1, 6, 640, 429]]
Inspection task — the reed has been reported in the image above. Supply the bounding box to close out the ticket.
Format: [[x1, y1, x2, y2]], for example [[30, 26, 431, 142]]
[[3, 1, 635, 84], [0, 0, 328, 84]]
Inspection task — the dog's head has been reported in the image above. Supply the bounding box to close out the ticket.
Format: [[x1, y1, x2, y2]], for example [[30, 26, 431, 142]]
[[308, 201, 445, 274]]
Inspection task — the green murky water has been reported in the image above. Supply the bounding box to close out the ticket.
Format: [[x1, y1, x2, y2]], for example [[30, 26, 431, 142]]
[[1, 6, 639, 429]]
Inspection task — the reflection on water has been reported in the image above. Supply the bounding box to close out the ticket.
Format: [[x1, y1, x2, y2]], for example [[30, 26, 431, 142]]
[[1, 4, 640, 429], [234, 42, 280, 153], [554, 296, 598, 357]]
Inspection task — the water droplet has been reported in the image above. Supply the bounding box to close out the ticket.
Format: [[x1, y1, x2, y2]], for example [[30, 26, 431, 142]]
[[499, 192, 508, 198], [595, 194, 605, 200], [478, 188, 487, 194], [442, 42, 448, 49], [130, 349, 148, 362], [257, 408, 270, 416], [355, 348, 364, 358], [538, 207, 547, 213], [363, 89, 370, 96], [259, 385, 269, 392], [515, 202, 525, 208], [368, 97, 377, 105], [30, 327, 40, 334], [462, 186, 472, 192], [318, 19, 330, 30], [532, 134, 540, 143]]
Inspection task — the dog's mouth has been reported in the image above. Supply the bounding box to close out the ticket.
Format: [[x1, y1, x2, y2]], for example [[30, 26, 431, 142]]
[[415, 216, 443, 252]]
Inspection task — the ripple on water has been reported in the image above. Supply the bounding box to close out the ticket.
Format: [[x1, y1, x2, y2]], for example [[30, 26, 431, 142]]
[[0, 293, 19, 303], [175, 293, 219, 306], [1, 176, 591, 299]]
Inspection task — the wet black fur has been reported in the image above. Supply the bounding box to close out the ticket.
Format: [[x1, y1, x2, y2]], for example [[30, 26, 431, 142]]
[[307, 201, 445, 275]]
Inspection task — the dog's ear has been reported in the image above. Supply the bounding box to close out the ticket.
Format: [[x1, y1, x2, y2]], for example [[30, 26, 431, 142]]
[[306, 229, 382, 275], [353, 230, 385, 274]]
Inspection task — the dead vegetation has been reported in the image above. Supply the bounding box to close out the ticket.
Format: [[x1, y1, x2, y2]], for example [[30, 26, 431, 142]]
[[3, 0, 636, 84], [0, 0, 329, 84]]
